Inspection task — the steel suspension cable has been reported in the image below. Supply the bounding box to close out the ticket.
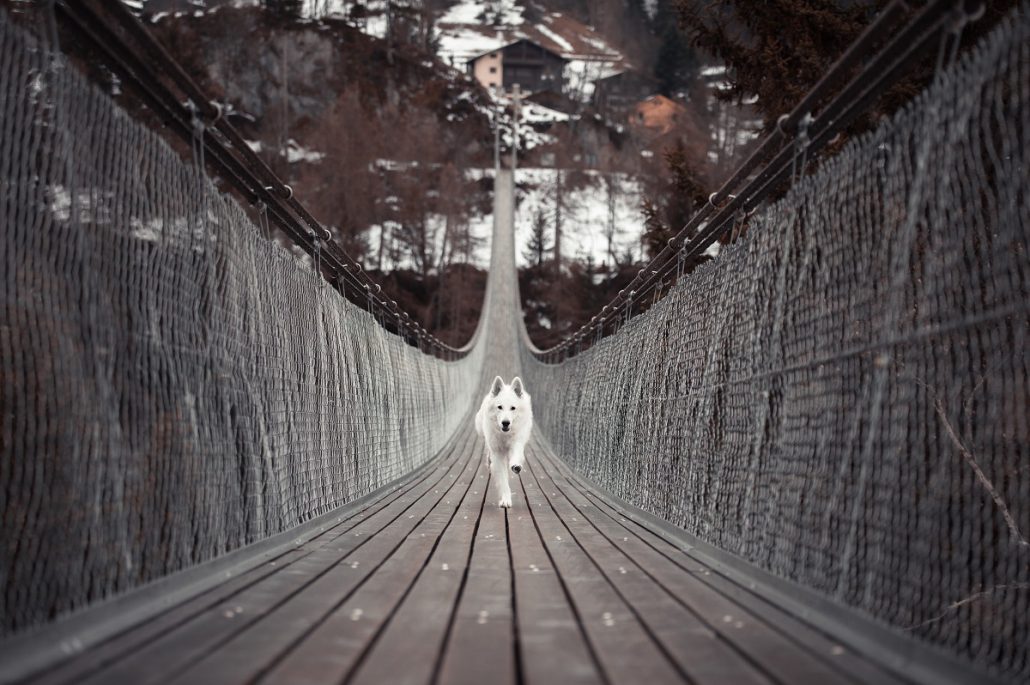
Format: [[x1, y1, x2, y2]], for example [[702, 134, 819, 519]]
[[536, 0, 982, 363], [51, 0, 465, 360]]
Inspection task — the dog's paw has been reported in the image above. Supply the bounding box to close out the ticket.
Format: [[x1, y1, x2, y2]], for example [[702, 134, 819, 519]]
[[498, 495, 512, 508], [511, 464, 522, 474]]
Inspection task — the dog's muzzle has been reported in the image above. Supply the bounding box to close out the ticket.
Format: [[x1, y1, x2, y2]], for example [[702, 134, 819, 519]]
[[501, 421, 511, 432]]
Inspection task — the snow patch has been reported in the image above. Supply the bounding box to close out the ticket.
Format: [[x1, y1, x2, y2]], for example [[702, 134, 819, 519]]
[[536, 24, 573, 53], [440, 0, 524, 26], [513, 168, 645, 268], [701, 65, 727, 77], [285, 139, 325, 164], [519, 102, 570, 124]]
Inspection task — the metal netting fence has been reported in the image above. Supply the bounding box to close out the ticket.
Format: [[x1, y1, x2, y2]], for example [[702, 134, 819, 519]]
[[0, 10, 484, 635], [523, 6, 1029, 681]]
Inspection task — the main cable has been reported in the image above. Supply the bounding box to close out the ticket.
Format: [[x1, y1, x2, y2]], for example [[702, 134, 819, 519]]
[[52, 0, 465, 360], [536, 0, 980, 362]]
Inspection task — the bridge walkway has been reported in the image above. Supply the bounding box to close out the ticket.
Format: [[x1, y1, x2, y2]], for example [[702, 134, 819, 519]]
[[30, 420, 909, 685]]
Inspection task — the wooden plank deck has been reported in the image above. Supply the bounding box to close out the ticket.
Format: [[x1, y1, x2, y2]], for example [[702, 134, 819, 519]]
[[20, 421, 915, 685]]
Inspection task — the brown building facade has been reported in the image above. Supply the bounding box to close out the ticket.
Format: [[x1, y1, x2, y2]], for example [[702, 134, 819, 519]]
[[467, 39, 566, 94]]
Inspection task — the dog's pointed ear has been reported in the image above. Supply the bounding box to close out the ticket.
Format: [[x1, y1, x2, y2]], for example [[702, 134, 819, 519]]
[[511, 377, 525, 397], [490, 376, 504, 396]]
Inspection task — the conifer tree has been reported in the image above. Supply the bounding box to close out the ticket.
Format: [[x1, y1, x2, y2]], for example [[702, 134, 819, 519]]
[[264, 0, 303, 20], [523, 209, 552, 268], [674, 0, 876, 132], [652, 0, 697, 97], [674, 0, 1017, 133]]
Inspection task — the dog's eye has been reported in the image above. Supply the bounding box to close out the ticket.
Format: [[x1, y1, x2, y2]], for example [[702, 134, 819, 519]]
[[510, 406, 515, 410], [497, 405, 502, 410]]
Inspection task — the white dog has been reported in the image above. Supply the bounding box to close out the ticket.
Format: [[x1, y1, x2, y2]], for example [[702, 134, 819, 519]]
[[475, 376, 532, 508]]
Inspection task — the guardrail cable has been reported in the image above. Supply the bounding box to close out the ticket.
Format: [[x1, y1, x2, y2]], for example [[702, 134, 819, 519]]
[[537, 0, 985, 363], [50, 0, 465, 359]]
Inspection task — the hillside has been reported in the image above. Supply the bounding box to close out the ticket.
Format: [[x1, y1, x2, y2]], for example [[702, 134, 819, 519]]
[[131, 0, 758, 348], [143, 4, 497, 345]]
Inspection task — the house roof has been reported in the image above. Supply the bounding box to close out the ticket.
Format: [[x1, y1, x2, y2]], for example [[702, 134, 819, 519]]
[[594, 70, 659, 87], [466, 39, 568, 66], [525, 89, 579, 114], [635, 94, 686, 111], [630, 95, 690, 135]]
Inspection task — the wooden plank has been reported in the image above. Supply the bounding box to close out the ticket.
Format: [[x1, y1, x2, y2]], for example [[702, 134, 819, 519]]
[[79, 436, 473, 685], [434, 469, 515, 685], [38, 547, 311, 685], [539, 447, 906, 685], [504, 467, 604, 685], [345, 435, 489, 685], [36, 446, 464, 685], [679, 558, 911, 685], [271, 431, 490, 685], [176, 431, 481, 685], [524, 445, 772, 685], [572, 485, 910, 685], [517, 450, 684, 684]]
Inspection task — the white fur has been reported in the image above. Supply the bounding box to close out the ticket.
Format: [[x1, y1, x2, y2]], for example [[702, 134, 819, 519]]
[[475, 376, 533, 508]]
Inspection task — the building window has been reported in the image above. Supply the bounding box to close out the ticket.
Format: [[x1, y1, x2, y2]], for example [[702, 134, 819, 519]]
[[489, 66, 497, 74], [490, 53, 498, 58]]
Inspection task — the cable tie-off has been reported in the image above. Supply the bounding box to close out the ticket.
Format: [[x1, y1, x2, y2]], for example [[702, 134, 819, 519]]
[[776, 113, 791, 136], [208, 100, 223, 126]]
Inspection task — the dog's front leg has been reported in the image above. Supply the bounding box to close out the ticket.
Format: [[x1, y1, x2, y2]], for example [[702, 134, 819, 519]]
[[509, 445, 526, 475], [491, 454, 512, 508]]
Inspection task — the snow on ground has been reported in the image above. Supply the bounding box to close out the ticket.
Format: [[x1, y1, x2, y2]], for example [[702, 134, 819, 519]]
[[241, 139, 323, 163], [285, 139, 325, 164], [365, 212, 453, 272], [563, 58, 621, 100], [519, 101, 570, 124], [289, 0, 389, 35], [488, 92, 560, 151], [440, 0, 525, 26], [437, 30, 505, 67], [513, 168, 645, 268], [359, 166, 645, 273]]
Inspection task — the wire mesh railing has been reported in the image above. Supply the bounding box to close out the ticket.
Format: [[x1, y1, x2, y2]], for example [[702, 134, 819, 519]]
[[48, 0, 468, 360], [532, 0, 991, 364], [521, 3, 1030, 680], [0, 3, 485, 636]]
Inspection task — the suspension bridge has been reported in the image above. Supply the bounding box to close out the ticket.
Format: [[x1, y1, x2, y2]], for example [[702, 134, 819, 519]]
[[1, 1, 1028, 684]]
